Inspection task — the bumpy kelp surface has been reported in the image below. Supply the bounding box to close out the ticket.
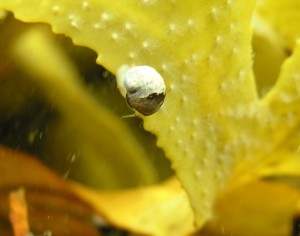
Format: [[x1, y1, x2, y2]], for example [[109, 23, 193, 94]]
[[2, 0, 300, 233], [0, 0, 256, 226]]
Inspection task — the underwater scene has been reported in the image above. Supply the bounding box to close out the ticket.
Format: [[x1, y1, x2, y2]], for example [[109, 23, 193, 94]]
[[0, 1, 300, 235]]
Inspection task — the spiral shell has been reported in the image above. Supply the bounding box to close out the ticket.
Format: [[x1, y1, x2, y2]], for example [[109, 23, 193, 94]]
[[116, 65, 166, 116]]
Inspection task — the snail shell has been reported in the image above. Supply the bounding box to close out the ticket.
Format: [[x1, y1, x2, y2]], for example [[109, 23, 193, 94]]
[[116, 65, 166, 116]]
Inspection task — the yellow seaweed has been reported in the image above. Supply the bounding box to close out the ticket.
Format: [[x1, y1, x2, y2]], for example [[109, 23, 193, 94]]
[[232, 41, 300, 184], [72, 178, 195, 236], [3, 0, 300, 232], [256, 0, 300, 49], [11, 25, 159, 189], [203, 180, 300, 236], [0, 0, 257, 227], [252, 13, 287, 97]]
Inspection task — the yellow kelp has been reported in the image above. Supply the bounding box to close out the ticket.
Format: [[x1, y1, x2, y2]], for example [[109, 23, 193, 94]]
[[2, 0, 300, 232]]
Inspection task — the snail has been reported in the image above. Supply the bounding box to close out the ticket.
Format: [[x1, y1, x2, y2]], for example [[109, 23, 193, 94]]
[[116, 65, 166, 116]]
